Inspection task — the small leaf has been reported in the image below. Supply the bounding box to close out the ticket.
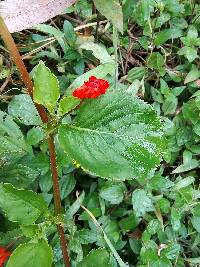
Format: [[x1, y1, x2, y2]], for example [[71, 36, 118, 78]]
[[173, 150, 199, 173], [100, 182, 125, 204], [80, 42, 114, 64], [58, 96, 80, 116], [7, 239, 53, 267], [66, 191, 85, 218], [93, 0, 123, 33], [127, 67, 146, 82], [63, 20, 77, 45], [33, 61, 60, 112], [174, 176, 195, 190], [184, 66, 200, 84], [147, 52, 165, 70], [119, 213, 139, 232], [178, 46, 198, 62], [162, 93, 177, 115], [0, 183, 48, 225], [132, 189, 154, 217], [77, 248, 112, 267], [154, 28, 182, 46]]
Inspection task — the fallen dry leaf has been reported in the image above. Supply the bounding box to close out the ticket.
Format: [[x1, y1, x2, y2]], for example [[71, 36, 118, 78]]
[[0, 0, 77, 33]]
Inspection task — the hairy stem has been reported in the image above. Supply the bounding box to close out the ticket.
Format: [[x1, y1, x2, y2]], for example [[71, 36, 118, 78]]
[[0, 16, 70, 267]]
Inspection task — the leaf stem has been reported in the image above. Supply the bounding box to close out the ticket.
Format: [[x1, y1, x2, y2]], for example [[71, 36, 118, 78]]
[[0, 16, 70, 267]]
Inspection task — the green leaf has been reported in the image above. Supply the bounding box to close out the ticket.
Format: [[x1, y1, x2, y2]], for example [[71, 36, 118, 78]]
[[119, 212, 139, 232], [0, 111, 30, 161], [171, 207, 182, 231], [172, 150, 199, 173], [132, 189, 154, 217], [34, 24, 66, 52], [58, 96, 80, 116], [8, 94, 41, 126], [178, 46, 198, 62], [100, 182, 125, 204], [93, 0, 123, 33], [58, 90, 164, 181], [184, 66, 200, 84], [0, 163, 39, 188], [77, 248, 112, 267], [191, 216, 200, 233], [127, 67, 146, 82], [7, 239, 53, 267], [63, 20, 77, 46], [162, 93, 177, 115], [80, 42, 114, 64], [0, 183, 48, 225], [174, 176, 195, 190], [33, 61, 60, 112], [182, 100, 199, 124], [60, 174, 76, 199], [27, 127, 44, 146], [66, 191, 85, 218], [154, 28, 182, 46], [147, 52, 165, 70]]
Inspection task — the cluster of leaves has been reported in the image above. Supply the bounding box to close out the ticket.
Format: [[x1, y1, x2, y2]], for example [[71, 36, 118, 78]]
[[0, 0, 200, 267]]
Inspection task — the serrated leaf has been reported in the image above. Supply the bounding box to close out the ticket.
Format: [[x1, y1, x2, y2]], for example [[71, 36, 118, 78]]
[[93, 0, 123, 33], [58, 96, 80, 116], [7, 239, 53, 267], [100, 182, 125, 204], [8, 94, 41, 126], [0, 183, 48, 225], [132, 189, 154, 217], [58, 90, 164, 181], [77, 248, 112, 267], [0, 111, 29, 161], [33, 61, 60, 112]]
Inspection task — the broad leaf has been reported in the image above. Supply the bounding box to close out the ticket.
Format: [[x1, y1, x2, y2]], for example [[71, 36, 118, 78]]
[[59, 90, 164, 181], [93, 0, 123, 33], [8, 94, 41, 126], [0, 183, 48, 225], [132, 189, 154, 217], [77, 248, 112, 267], [7, 239, 53, 267], [100, 182, 125, 204], [33, 61, 60, 113]]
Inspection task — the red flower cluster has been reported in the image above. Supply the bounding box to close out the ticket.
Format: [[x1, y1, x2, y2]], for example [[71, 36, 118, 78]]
[[0, 247, 11, 267], [72, 76, 109, 99]]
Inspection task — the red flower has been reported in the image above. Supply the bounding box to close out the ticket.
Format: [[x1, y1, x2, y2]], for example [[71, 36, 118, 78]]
[[72, 76, 109, 99], [0, 247, 11, 267]]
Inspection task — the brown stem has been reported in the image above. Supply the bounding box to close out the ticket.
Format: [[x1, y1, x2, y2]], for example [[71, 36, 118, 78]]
[[0, 16, 70, 267]]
